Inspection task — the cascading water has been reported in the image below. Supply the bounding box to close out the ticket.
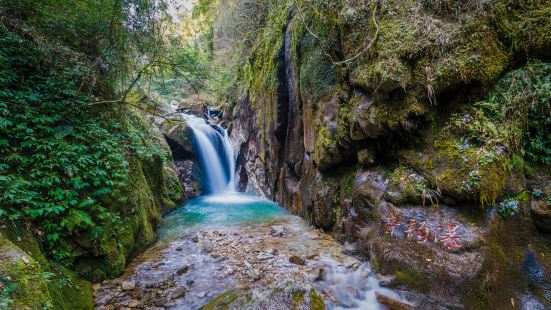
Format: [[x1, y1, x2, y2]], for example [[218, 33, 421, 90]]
[[181, 113, 235, 194], [165, 112, 406, 309]]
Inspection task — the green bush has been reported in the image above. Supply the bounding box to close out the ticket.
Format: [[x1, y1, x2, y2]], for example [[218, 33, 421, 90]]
[[451, 61, 551, 165], [0, 23, 166, 265]]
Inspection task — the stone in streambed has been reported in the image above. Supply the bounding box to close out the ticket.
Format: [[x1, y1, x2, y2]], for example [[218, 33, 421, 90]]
[[376, 293, 414, 310], [270, 225, 286, 237], [247, 269, 261, 281], [314, 268, 325, 281], [121, 280, 136, 291], [289, 255, 306, 265], [176, 265, 189, 275], [128, 299, 139, 308], [95, 292, 114, 306], [171, 286, 188, 299]]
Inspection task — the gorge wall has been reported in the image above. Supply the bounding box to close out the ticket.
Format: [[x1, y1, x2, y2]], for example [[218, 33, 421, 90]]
[[229, 0, 551, 308]]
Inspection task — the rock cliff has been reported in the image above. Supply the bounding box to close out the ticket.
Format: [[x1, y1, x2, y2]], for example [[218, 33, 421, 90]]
[[228, 0, 551, 308]]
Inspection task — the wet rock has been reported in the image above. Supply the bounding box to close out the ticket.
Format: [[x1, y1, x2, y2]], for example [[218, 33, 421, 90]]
[[161, 118, 193, 159], [192, 235, 199, 243], [175, 160, 203, 198], [377, 274, 396, 286], [122, 281, 136, 291], [176, 265, 189, 275], [314, 268, 326, 281], [171, 286, 188, 299], [270, 225, 286, 237], [289, 255, 306, 265], [531, 200, 551, 233], [376, 293, 414, 310], [247, 269, 261, 281], [154, 295, 170, 307], [95, 292, 114, 306], [256, 252, 274, 260], [202, 282, 325, 309], [128, 299, 139, 308], [201, 242, 213, 253]]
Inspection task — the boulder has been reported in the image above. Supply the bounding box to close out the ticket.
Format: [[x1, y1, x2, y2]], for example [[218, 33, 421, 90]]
[[161, 116, 194, 160], [531, 200, 551, 233], [200, 282, 325, 310]]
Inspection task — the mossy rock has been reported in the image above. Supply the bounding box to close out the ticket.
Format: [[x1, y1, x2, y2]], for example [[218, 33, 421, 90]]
[[0, 223, 93, 310], [200, 282, 325, 310], [68, 106, 184, 282]]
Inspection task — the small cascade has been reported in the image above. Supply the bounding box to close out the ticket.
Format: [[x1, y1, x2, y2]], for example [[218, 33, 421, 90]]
[[181, 113, 235, 194]]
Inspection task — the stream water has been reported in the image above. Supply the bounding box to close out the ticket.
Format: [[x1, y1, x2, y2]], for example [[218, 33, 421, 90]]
[[93, 114, 403, 309]]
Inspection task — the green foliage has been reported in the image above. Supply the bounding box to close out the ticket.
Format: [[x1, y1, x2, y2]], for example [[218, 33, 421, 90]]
[[450, 61, 551, 165], [145, 39, 213, 101], [496, 198, 520, 217], [0, 275, 16, 309], [0, 22, 167, 265]]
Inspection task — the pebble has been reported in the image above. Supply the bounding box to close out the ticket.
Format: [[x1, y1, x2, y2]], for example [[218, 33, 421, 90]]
[[121, 281, 136, 291], [270, 225, 286, 237], [128, 299, 139, 308], [247, 269, 261, 281], [171, 286, 187, 299], [95, 292, 114, 306], [289, 255, 306, 265], [176, 265, 189, 275]]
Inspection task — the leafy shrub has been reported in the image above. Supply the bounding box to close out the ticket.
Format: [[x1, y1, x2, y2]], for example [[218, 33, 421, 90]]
[[0, 276, 16, 309], [0, 23, 167, 264], [496, 198, 520, 217], [450, 61, 551, 165]]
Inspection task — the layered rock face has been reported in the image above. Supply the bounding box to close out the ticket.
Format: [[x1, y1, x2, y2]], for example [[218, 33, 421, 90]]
[[230, 0, 551, 308]]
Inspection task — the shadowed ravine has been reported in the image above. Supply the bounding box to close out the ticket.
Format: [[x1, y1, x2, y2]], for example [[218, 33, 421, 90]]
[[93, 114, 403, 309]]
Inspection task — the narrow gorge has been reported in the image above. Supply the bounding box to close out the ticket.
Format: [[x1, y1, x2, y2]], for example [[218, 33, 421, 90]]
[[0, 0, 550, 309]]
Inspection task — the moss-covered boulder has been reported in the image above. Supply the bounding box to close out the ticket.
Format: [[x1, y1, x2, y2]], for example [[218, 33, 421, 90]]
[[161, 115, 194, 160], [0, 223, 93, 309], [200, 282, 325, 310]]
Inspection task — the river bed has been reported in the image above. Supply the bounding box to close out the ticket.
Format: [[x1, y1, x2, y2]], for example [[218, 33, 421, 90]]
[[93, 193, 402, 309]]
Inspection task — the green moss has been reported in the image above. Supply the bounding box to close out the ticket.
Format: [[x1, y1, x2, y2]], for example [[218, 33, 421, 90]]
[[291, 289, 306, 309], [309, 288, 325, 310], [393, 266, 431, 294], [0, 224, 93, 310], [199, 290, 248, 310]]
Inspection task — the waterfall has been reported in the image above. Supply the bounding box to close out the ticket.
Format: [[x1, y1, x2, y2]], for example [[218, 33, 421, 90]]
[[181, 113, 235, 194]]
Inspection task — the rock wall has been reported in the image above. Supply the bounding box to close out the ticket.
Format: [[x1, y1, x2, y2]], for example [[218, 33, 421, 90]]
[[229, 0, 551, 308]]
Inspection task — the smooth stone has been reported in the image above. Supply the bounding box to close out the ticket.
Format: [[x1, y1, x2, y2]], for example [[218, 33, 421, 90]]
[[128, 299, 139, 308], [122, 281, 136, 291], [289, 255, 306, 265], [96, 292, 114, 306], [270, 225, 286, 237], [176, 265, 189, 275], [376, 293, 415, 310], [171, 286, 187, 299], [248, 269, 261, 281]]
